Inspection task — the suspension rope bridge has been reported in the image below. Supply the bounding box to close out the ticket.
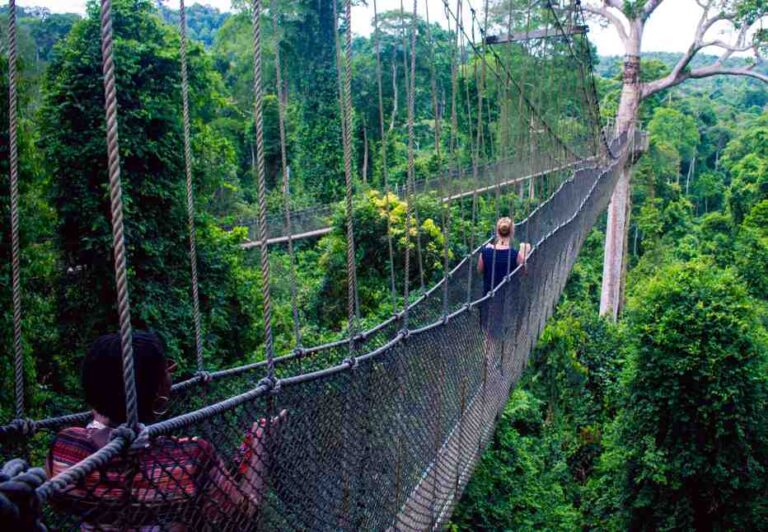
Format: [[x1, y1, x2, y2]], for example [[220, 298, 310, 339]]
[[0, 0, 639, 529]]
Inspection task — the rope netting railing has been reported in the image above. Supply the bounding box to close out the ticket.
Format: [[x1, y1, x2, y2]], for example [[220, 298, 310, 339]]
[[0, 0, 624, 528]]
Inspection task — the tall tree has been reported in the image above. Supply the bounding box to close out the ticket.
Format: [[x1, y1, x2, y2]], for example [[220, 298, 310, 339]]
[[592, 260, 768, 529], [582, 0, 768, 319], [40, 0, 263, 376]]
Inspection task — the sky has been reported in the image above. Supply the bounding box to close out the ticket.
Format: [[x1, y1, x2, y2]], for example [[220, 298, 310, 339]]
[[16, 0, 736, 57]]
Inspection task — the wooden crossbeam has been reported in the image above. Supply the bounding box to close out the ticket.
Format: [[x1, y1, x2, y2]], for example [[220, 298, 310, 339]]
[[484, 24, 588, 45]]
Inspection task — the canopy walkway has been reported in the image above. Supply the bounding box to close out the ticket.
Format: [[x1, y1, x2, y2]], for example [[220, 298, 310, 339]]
[[239, 152, 591, 247], [0, 0, 640, 529]]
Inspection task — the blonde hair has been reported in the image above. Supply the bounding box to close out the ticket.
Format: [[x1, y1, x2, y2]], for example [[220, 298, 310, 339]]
[[496, 217, 513, 240]]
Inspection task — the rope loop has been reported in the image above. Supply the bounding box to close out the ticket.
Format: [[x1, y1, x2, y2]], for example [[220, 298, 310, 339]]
[[194, 371, 213, 385], [0, 459, 47, 531], [110, 424, 150, 453], [257, 376, 281, 395], [352, 333, 365, 349], [7, 418, 37, 438]]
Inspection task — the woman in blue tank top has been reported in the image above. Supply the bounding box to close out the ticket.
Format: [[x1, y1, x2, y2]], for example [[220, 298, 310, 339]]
[[477, 217, 530, 339]]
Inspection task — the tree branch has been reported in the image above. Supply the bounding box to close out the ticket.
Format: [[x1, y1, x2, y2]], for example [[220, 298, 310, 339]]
[[666, 4, 714, 82], [582, 1, 629, 45], [643, 63, 768, 99], [644, 2, 767, 99], [688, 64, 768, 83], [641, 0, 665, 21]]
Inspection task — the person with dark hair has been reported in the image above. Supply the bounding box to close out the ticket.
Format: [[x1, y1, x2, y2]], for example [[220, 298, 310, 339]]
[[80, 332, 171, 425], [47, 331, 285, 529], [477, 217, 531, 340]]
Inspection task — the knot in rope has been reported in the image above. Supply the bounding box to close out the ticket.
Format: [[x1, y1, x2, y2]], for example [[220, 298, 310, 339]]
[[8, 418, 37, 437], [0, 459, 47, 531], [110, 424, 150, 453], [352, 333, 365, 349], [257, 376, 281, 395], [343, 357, 359, 370], [292, 347, 306, 359], [194, 371, 213, 385]]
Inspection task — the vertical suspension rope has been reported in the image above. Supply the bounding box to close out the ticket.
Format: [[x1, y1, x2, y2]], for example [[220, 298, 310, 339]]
[[402, 0, 418, 330], [250, 0, 275, 377], [272, 6, 303, 349], [179, 0, 204, 373], [341, 0, 360, 343], [332, 0, 348, 186], [7, 0, 24, 418], [432, 0, 452, 319], [99, 0, 138, 427], [399, 0, 426, 295], [519, 0, 533, 250], [465, 14, 481, 306], [373, 0, 399, 316]]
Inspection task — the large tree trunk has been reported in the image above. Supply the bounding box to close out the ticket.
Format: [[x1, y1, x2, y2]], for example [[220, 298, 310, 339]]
[[599, 23, 642, 320]]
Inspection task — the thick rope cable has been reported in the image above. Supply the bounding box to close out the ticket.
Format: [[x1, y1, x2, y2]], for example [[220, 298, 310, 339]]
[[465, 15, 481, 306], [454, 0, 471, 257], [272, 6, 303, 349], [402, 0, 418, 329], [431, 0, 452, 319], [372, 0, 399, 316], [7, 0, 24, 419], [425, 0, 441, 163], [503, 0, 517, 280], [179, 0, 204, 373], [332, 0, 348, 185], [99, 0, 138, 428], [399, 0, 426, 295], [341, 0, 360, 344], [250, 0, 276, 378]]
